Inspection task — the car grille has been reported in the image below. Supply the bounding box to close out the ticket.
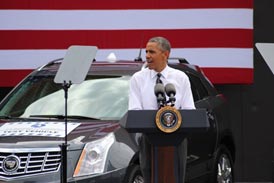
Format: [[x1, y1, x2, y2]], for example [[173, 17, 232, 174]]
[[0, 148, 61, 178]]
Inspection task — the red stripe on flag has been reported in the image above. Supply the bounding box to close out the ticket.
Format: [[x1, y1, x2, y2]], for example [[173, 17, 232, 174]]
[[0, 70, 32, 87], [201, 67, 253, 84], [0, 0, 253, 10], [0, 68, 253, 87], [0, 29, 253, 49]]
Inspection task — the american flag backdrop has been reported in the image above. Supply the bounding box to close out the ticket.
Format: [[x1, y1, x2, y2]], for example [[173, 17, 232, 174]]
[[0, 0, 253, 87]]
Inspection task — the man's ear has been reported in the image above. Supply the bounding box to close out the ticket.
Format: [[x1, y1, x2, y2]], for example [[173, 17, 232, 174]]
[[164, 50, 170, 60]]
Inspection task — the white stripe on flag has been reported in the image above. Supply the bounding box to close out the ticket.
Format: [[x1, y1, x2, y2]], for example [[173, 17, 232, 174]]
[[0, 48, 253, 69], [0, 9, 253, 30]]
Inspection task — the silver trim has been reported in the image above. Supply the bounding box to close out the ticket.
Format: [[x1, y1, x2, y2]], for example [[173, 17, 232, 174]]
[[0, 148, 61, 179], [0, 147, 60, 153]]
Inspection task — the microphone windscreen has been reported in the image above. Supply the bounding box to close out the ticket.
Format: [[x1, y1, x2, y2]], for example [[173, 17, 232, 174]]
[[165, 83, 176, 96], [154, 83, 165, 96]]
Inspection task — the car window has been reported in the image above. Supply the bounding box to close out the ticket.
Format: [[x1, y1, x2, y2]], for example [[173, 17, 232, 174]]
[[0, 75, 130, 120], [187, 73, 209, 102], [0, 76, 62, 117], [0, 69, 211, 120]]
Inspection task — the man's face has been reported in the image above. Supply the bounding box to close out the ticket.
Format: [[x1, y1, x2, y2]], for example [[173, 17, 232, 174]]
[[145, 42, 169, 72]]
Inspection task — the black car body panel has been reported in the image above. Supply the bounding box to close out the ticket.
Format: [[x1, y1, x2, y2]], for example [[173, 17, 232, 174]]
[[0, 59, 235, 182]]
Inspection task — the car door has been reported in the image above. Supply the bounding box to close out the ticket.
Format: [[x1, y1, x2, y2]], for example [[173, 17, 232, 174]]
[[184, 72, 218, 181]]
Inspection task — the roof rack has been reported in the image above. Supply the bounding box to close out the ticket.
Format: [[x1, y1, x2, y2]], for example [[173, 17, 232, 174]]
[[168, 57, 189, 64], [37, 58, 63, 71]]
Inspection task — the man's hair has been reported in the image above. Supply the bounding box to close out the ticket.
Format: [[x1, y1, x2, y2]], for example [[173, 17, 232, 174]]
[[148, 37, 171, 52]]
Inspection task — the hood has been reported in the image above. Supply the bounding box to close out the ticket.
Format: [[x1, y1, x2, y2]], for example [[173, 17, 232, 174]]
[[0, 119, 120, 149]]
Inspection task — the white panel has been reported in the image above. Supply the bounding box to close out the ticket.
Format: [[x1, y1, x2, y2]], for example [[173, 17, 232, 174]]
[[0, 9, 253, 30], [0, 48, 253, 69], [256, 43, 274, 75]]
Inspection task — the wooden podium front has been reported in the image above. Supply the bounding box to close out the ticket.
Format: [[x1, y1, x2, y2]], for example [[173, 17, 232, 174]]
[[152, 146, 176, 183], [120, 109, 209, 183]]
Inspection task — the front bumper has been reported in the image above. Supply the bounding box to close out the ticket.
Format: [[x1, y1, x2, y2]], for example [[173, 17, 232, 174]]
[[0, 168, 127, 183]]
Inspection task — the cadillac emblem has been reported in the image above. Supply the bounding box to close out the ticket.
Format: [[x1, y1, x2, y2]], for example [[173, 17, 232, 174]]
[[155, 106, 182, 133], [2, 155, 20, 174]]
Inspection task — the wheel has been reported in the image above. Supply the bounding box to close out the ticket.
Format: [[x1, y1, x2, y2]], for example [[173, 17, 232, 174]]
[[123, 164, 144, 183], [209, 145, 234, 183]]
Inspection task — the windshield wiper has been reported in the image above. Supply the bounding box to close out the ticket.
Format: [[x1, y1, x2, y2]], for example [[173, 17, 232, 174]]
[[0, 115, 23, 119], [0, 115, 12, 119], [29, 114, 100, 120]]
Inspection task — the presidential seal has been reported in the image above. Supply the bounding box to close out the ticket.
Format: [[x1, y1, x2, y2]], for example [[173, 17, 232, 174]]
[[155, 106, 182, 133]]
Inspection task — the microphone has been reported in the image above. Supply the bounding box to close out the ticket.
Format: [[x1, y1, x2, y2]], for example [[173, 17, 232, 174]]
[[154, 83, 166, 108], [165, 83, 176, 106]]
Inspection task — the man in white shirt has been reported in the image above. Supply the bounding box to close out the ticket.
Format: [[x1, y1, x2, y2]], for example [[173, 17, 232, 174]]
[[129, 36, 195, 110], [128, 36, 195, 183]]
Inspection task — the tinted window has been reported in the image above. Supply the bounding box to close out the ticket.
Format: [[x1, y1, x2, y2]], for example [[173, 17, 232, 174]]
[[187, 73, 209, 101]]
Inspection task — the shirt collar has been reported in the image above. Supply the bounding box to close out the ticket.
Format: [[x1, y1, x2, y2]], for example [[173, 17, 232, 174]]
[[150, 65, 170, 79]]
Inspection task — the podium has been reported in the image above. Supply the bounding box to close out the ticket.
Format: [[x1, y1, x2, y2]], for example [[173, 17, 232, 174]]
[[120, 109, 209, 183]]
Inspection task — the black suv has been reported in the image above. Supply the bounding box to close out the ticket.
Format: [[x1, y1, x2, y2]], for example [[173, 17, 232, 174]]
[[0, 58, 235, 183]]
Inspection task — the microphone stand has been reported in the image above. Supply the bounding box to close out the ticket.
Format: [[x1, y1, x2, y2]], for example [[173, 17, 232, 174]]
[[60, 80, 71, 183]]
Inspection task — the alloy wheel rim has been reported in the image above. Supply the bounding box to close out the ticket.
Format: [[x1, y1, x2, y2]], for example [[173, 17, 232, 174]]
[[133, 175, 144, 183], [217, 154, 232, 183]]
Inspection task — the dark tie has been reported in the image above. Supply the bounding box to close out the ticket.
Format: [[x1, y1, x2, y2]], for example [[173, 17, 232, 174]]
[[156, 73, 163, 84]]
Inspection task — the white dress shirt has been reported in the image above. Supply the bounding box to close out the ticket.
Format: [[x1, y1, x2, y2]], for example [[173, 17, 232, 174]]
[[128, 65, 196, 110]]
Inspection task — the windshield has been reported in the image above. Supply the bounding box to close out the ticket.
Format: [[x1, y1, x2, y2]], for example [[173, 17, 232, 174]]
[[0, 75, 130, 120]]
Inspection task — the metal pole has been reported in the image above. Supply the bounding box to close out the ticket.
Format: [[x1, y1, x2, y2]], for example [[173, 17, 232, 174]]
[[60, 80, 71, 183]]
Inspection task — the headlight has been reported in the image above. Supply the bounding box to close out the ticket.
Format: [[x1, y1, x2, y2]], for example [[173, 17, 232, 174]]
[[73, 133, 115, 177]]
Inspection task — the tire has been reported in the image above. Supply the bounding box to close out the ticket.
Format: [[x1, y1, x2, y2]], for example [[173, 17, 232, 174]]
[[123, 164, 144, 183], [209, 145, 234, 183]]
